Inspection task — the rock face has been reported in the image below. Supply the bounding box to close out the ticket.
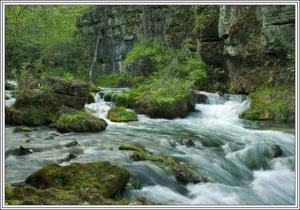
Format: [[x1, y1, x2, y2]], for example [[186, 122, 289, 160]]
[[219, 5, 295, 93], [77, 5, 295, 93], [76, 6, 196, 76]]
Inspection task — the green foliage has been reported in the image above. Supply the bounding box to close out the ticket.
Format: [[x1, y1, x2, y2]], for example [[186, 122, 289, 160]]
[[193, 6, 219, 37], [124, 39, 173, 70], [240, 86, 295, 122], [14, 67, 40, 91], [5, 5, 90, 80], [54, 110, 108, 132], [95, 73, 121, 87]]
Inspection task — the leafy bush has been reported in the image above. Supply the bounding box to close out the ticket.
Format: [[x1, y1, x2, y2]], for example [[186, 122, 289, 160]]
[[124, 39, 173, 71], [5, 39, 41, 78]]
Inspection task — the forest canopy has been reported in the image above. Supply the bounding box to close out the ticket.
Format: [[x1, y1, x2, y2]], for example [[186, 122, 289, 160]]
[[5, 5, 90, 79]]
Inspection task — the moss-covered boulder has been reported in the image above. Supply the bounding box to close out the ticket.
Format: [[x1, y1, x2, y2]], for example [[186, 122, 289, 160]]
[[119, 144, 207, 184], [136, 78, 195, 119], [119, 143, 147, 153], [53, 110, 108, 133], [45, 76, 90, 97], [240, 86, 295, 122], [107, 106, 138, 122], [5, 106, 56, 126], [87, 93, 95, 104], [103, 92, 116, 102], [14, 126, 33, 132], [25, 162, 130, 198], [6, 161, 130, 205]]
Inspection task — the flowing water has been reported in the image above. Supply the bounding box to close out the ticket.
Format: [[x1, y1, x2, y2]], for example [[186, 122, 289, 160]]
[[5, 88, 295, 205]]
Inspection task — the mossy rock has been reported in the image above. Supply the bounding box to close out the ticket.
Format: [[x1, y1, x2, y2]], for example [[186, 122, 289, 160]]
[[53, 110, 108, 133], [14, 126, 33, 132], [120, 144, 206, 184], [90, 84, 100, 93], [107, 106, 138, 122], [87, 93, 95, 104], [6, 106, 57, 126], [240, 86, 295, 122], [135, 79, 195, 119], [119, 143, 146, 153], [103, 92, 115, 102], [44, 76, 90, 97], [25, 161, 130, 198], [15, 89, 88, 110]]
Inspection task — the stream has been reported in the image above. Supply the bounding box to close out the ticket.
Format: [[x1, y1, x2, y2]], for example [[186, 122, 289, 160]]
[[5, 87, 295, 205]]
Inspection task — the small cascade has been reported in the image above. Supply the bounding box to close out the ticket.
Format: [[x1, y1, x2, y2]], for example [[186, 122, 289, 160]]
[[195, 91, 249, 122], [85, 87, 129, 120]]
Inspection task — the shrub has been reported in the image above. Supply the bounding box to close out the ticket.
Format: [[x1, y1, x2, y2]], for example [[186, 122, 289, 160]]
[[124, 39, 173, 71]]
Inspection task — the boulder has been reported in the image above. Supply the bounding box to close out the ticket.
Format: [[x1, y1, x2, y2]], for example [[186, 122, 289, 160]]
[[268, 145, 283, 158], [13, 146, 33, 156], [14, 126, 33, 132], [6, 106, 55, 126], [53, 110, 108, 133], [119, 143, 146, 153], [25, 161, 130, 198], [65, 140, 80, 147], [107, 106, 138, 122], [45, 76, 90, 97]]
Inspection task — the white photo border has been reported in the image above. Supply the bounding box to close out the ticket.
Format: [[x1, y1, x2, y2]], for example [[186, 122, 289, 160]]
[[0, 0, 299, 209]]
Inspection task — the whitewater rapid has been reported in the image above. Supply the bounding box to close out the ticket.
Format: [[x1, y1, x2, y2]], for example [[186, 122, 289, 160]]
[[5, 89, 295, 205]]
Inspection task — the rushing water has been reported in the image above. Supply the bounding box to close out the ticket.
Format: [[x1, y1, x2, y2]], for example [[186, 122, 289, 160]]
[[5, 88, 295, 205]]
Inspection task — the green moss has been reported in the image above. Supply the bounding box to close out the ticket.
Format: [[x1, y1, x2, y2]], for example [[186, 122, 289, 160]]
[[119, 143, 146, 153], [53, 110, 108, 132], [240, 85, 295, 122], [5, 184, 84, 205], [25, 161, 130, 198], [90, 84, 100, 93], [107, 106, 138, 122], [14, 125, 33, 132]]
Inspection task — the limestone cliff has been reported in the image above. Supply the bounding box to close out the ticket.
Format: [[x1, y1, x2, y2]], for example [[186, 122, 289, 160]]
[[219, 5, 295, 93], [76, 5, 295, 93]]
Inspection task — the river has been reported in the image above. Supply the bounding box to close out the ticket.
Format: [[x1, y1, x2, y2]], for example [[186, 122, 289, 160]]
[[5, 87, 295, 205]]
